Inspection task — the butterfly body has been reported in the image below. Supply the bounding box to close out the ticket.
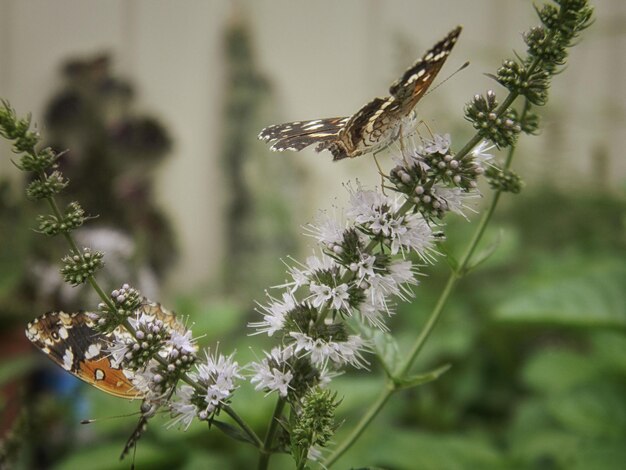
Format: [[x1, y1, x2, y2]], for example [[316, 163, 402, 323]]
[[259, 26, 462, 160]]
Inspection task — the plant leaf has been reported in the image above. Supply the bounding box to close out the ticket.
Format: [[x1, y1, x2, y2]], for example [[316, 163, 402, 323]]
[[212, 419, 257, 446], [494, 261, 626, 328], [353, 322, 400, 377], [394, 363, 451, 390]]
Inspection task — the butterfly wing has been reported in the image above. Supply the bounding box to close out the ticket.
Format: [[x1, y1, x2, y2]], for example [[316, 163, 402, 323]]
[[258, 116, 350, 152], [329, 96, 401, 160], [26, 311, 141, 399], [388, 26, 462, 106]]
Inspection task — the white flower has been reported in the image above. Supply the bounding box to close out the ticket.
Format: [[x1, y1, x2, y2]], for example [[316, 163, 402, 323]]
[[130, 360, 166, 400], [182, 349, 242, 417], [168, 385, 197, 430], [283, 254, 337, 293], [167, 328, 197, 356], [290, 332, 368, 369], [347, 188, 435, 260], [249, 346, 294, 397], [358, 296, 390, 330], [423, 133, 451, 155], [309, 282, 350, 311], [364, 260, 418, 315], [198, 349, 242, 386], [347, 189, 395, 226], [471, 140, 496, 164], [332, 335, 368, 369], [388, 260, 417, 286], [249, 292, 297, 336], [432, 185, 480, 219], [107, 332, 133, 368], [308, 446, 323, 462], [306, 212, 345, 246], [350, 253, 376, 282], [389, 212, 435, 260]]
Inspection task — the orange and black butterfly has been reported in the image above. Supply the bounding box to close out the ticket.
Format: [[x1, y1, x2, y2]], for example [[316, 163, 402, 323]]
[[25, 300, 181, 398], [259, 26, 462, 161], [25, 300, 184, 457]]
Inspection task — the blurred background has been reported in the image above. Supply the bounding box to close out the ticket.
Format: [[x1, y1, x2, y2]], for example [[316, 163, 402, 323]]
[[0, 0, 624, 469]]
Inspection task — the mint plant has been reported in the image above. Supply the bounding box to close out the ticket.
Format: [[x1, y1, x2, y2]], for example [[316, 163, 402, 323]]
[[0, 1, 592, 468]]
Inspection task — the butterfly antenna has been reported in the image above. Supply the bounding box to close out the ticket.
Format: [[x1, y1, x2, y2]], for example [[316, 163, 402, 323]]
[[424, 61, 470, 97], [81, 410, 142, 424]]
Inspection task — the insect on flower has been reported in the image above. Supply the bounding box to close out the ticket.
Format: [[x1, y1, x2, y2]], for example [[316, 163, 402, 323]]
[[258, 26, 462, 160], [25, 298, 193, 457]]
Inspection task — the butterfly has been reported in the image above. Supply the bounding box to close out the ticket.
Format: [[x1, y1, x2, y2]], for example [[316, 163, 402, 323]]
[[25, 299, 182, 398], [25, 299, 185, 457], [258, 26, 462, 161]]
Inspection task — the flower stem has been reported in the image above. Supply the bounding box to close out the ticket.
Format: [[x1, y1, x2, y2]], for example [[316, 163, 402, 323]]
[[257, 396, 286, 470]]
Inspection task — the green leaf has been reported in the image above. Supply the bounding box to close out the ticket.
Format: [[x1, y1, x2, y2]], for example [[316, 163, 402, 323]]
[[494, 261, 626, 328], [394, 364, 451, 390], [212, 419, 257, 446], [548, 382, 626, 439], [353, 322, 400, 376], [438, 242, 459, 272], [521, 349, 600, 394], [570, 439, 626, 470]]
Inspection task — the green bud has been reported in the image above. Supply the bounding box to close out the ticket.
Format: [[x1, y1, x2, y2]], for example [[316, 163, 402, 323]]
[[25, 171, 68, 200], [60, 248, 104, 286], [485, 165, 524, 194]]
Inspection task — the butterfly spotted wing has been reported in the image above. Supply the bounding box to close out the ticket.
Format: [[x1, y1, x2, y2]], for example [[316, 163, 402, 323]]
[[25, 310, 140, 398], [25, 299, 182, 399], [259, 26, 462, 160]]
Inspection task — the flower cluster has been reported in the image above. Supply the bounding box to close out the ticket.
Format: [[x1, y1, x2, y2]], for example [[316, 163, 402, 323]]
[[169, 349, 242, 429], [248, 132, 486, 429], [60, 247, 104, 286], [245, 136, 487, 466], [36, 201, 86, 236]]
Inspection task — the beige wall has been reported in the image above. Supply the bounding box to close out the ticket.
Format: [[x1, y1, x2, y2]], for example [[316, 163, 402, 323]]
[[0, 0, 623, 292]]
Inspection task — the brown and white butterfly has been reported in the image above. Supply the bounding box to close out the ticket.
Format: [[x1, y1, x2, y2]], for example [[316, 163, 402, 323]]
[[259, 26, 462, 161]]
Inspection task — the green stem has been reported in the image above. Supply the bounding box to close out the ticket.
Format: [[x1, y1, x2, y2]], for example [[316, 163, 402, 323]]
[[257, 396, 286, 470]]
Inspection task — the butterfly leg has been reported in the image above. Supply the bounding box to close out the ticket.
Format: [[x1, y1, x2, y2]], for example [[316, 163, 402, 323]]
[[372, 152, 388, 195], [398, 123, 414, 168], [415, 119, 435, 147]]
